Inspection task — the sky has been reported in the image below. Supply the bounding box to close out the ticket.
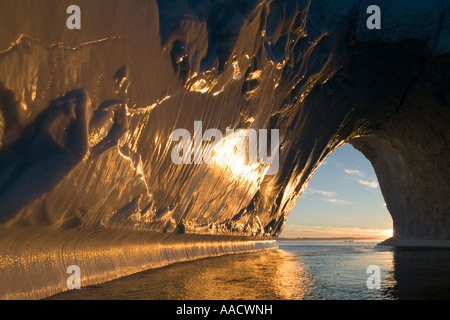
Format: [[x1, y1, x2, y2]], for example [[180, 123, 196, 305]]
[[279, 143, 393, 240]]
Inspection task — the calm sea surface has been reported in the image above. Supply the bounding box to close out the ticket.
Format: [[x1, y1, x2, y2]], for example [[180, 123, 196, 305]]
[[49, 241, 450, 300]]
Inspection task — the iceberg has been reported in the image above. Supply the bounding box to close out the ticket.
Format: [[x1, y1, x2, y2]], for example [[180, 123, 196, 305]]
[[1, 0, 450, 299]]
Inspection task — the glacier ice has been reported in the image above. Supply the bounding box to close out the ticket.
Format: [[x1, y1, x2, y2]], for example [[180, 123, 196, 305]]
[[1, 0, 450, 299]]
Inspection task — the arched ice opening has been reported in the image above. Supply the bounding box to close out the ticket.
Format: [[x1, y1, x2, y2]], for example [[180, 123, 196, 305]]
[[280, 143, 393, 241]]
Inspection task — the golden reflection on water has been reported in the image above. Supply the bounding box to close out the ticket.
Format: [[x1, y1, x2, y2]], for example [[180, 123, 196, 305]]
[[48, 248, 314, 300], [179, 249, 313, 300], [272, 250, 315, 299], [42, 241, 450, 300]]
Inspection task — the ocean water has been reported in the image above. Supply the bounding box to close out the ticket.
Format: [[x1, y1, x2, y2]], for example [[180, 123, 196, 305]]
[[48, 241, 450, 300]]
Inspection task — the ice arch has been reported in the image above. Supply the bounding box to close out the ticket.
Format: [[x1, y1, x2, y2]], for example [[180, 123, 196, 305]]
[[0, 0, 449, 242], [1, 0, 450, 299], [155, 0, 450, 243]]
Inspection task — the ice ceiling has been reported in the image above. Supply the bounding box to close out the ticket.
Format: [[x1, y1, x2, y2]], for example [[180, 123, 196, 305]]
[[0, 0, 449, 256]]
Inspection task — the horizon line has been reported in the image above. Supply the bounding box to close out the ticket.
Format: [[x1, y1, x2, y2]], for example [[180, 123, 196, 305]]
[[276, 236, 390, 241]]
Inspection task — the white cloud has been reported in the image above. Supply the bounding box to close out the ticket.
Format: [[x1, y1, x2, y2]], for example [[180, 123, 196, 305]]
[[306, 188, 338, 197], [322, 198, 353, 205], [344, 168, 365, 177], [358, 179, 379, 189], [344, 168, 380, 189]]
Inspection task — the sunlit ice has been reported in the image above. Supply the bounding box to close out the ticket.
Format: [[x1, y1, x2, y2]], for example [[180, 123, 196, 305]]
[[169, 121, 280, 177]]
